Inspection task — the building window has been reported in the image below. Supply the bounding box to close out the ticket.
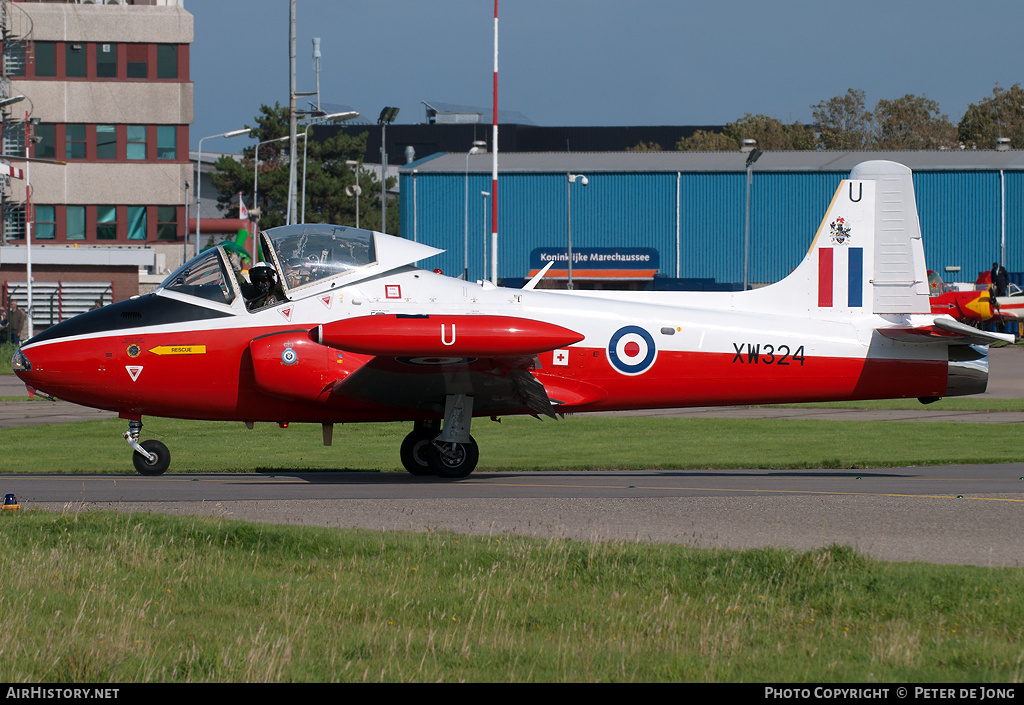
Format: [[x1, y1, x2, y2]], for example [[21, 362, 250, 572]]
[[157, 126, 177, 160], [67, 206, 86, 241], [97, 206, 117, 240], [65, 125, 87, 160], [35, 124, 56, 160], [127, 206, 147, 240], [156, 45, 178, 79], [34, 42, 56, 77], [157, 206, 178, 241], [96, 125, 117, 160], [66, 43, 87, 78], [35, 206, 56, 240], [126, 44, 148, 79], [96, 43, 117, 78], [126, 125, 147, 160]]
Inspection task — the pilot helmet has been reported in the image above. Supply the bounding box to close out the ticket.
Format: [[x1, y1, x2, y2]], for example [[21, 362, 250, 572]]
[[250, 262, 277, 291]]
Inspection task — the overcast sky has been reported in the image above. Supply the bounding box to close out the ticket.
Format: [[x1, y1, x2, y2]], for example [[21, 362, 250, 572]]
[[190, 0, 1024, 148]]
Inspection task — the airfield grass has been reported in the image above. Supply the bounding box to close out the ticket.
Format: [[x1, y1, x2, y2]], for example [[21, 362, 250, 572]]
[[1, 413, 1023, 473], [4, 362, 1024, 683], [1, 509, 1023, 683]]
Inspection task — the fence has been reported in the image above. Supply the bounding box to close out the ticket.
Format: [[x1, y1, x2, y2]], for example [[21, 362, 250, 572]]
[[3, 281, 113, 331]]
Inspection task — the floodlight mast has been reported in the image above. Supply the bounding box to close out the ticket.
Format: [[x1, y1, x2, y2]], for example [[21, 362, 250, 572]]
[[287, 0, 298, 224]]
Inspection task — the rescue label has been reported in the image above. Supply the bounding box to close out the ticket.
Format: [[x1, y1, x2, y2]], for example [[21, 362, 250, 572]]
[[148, 345, 207, 356]]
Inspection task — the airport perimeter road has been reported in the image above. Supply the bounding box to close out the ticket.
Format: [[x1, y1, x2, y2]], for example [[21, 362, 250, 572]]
[[2, 465, 1023, 568]]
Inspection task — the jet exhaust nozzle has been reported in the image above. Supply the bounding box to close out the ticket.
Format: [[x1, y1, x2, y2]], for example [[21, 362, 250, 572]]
[[946, 345, 988, 397]]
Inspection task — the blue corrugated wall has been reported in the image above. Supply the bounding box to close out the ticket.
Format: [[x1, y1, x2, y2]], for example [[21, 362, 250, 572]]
[[400, 169, 1024, 285]]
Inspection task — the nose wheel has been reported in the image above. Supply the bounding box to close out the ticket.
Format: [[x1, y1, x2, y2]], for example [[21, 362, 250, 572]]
[[132, 439, 171, 476], [124, 419, 171, 475]]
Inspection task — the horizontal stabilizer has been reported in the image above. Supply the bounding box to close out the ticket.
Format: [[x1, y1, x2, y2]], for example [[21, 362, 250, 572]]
[[877, 317, 1015, 346]]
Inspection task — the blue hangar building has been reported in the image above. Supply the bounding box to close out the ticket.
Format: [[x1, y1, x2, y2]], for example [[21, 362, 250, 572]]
[[398, 150, 1024, 290]]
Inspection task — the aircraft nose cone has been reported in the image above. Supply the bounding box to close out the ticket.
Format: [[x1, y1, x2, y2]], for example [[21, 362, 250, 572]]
[[11, 347, 31, 373]]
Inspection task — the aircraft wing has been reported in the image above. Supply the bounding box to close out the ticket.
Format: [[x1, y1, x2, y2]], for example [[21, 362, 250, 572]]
[[318, 314, 587, 418], [877, 317, 1015, 346], [331, 355, 559, 419]]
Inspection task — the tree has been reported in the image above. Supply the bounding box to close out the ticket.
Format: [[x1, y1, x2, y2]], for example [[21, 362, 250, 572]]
[[676, 128, 737, 151], [811, 89, 873, 150], [873, 94, 957, 150], [209, 103, 396, 233], [958, 83, 1024, 149], [676, 116, 813, 151], [724, 114, 815, 150], [627, 141, 662, 151]]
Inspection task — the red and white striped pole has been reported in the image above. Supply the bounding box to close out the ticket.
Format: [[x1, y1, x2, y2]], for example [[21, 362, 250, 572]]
[[490, 0, 499, 285]]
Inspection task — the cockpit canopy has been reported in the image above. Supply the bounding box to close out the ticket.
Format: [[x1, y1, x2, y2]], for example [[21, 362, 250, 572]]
[[261, 224, 377, 295], [157, 224, 444, 309], [159, 247, 236, 305]]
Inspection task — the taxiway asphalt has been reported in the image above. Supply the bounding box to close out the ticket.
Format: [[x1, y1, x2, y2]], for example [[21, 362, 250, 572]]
[[3, 347, 1024, 567]]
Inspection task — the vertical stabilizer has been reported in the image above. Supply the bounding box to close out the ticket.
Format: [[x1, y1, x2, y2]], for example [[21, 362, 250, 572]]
[[849, 161, 930, 314], [762, 160, 930, 317]]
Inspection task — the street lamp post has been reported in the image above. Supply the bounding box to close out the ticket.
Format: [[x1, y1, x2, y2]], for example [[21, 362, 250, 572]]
[[378, 107, 399, 233], [254, 133, 305, 226], [300, 111, 358, 224], [196, 128, 249, 258], [464, 140, 486, 280], [24, 115, 36, 339], [346, 160, 361, 228], [567, 173, 588, 290], [481, 190, 490, 281], [743, 146, 762, 290]]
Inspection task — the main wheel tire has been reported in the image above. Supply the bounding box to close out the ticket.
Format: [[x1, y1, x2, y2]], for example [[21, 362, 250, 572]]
[[426, 437, 479, 479], [132, 439, 170, 476], [400, 431, 436, 476]]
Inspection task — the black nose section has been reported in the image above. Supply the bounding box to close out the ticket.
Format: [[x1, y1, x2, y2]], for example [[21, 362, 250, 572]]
[[24, 294, 234, 345]]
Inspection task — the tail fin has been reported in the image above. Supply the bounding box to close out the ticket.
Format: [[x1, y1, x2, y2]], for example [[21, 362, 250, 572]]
[[762, 160, 930, 316]]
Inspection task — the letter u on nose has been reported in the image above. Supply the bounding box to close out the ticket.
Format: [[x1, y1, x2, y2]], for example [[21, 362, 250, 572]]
[[441, 324, 456, 346]]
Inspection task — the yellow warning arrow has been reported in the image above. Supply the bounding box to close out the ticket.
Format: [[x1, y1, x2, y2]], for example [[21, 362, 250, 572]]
[[148, 345, 207, 356]]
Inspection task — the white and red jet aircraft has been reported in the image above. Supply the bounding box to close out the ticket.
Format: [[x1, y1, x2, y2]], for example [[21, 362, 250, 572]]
[[12, 160, 1012, 477]]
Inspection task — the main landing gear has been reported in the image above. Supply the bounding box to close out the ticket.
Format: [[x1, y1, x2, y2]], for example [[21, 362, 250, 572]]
[[124, 419, 170, 476], [400, 394, 479, 479]]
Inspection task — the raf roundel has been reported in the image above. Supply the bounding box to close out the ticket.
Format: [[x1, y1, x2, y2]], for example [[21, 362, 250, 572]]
[[607, 325, 657, 375]]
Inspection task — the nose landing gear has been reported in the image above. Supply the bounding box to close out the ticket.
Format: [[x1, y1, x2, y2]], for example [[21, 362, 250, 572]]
[[124, 419, 171, 476]]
